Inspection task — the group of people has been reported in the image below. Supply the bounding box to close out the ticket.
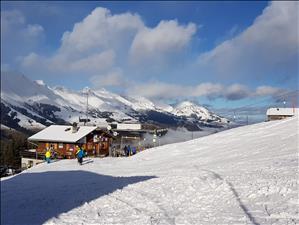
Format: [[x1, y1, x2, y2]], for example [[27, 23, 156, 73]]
[[44, 145, 86, 165], [123, 145, 137, 156]]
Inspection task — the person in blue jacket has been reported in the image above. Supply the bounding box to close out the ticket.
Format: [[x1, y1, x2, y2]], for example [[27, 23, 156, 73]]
[[76, 145, 85, 165], [127, 145, 131, 156], [132, 146, 136, 155]]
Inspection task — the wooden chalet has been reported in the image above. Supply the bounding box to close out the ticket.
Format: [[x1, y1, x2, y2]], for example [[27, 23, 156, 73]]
[[28, 123, 113, 158]]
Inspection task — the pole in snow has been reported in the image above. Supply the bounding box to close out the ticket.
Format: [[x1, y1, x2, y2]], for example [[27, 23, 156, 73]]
[[233, 111, 236, 122], [86, 88, 89, 123]]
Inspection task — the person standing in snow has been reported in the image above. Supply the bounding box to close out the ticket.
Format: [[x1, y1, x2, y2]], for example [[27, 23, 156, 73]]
[[45, 149, 51, 164], [123, 145, 128, 156], [127, 145, 132, 156], [76, 145, 85, 165]]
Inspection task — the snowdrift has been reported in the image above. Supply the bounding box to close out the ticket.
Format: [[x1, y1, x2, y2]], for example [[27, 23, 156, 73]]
[[1, 116, 298, 225]]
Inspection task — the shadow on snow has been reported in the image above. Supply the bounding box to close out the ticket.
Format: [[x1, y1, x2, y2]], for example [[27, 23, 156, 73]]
[[1, 171, 156, 225]]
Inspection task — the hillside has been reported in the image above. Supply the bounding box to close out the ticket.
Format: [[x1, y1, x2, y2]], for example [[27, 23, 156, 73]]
[[1, 116, 298, 225], [1, 71, 229, 133]]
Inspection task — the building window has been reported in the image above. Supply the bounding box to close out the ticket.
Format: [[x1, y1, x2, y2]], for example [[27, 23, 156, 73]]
[[59, 143, 63, 149]]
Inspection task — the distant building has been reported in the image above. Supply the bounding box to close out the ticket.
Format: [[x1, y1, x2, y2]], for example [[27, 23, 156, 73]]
[[28, 123, 113, 158], [20, 149, 44, 169], [266, 108, 297, 121], [114, 123, 142, 130]]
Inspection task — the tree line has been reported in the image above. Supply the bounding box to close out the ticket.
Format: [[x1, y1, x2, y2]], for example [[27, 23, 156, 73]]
[[0, 129, 33, 168]]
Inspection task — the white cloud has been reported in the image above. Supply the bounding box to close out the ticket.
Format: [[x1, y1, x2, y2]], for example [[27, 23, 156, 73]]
[[197, 2, 299, 82], [21, 52, 40, 67], [1, 10, 24, 33], [1, 10, 44, 68], [193, 83, 223, 99], [22, 49, 115, 75], [66, 50, 115, 73], [19, 7, 144, 76], [26, 24, 44, 36], [130, 20, 196, 63], [128, 82, 187, 99], [1, 9, 44, 41], [127, 81, 214, 99], [224, 84, 250, 101], [127, 81, 284, 101], [90, 69, 126, 87], [19, 6, 197, 80], [60, 7, 143, 54], [255, 85, 281, 97]]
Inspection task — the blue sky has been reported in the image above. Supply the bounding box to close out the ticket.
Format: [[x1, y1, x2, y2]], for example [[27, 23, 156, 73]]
[[1, 1, 298, 111]]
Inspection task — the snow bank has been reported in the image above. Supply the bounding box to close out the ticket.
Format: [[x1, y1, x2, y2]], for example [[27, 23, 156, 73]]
[[1, 116, 298, 225]]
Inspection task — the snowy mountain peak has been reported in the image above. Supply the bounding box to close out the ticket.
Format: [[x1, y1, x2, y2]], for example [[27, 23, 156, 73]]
[[176, 101, 196, 108], [172, 101, 212, 120], [52, 86, 69, 92], [1, 71, 229, 132], [35, 80, 46, 86]]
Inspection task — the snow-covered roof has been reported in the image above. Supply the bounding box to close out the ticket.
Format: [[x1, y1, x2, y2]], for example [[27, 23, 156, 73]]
[[266, 108, 297, 116], [28, 125, 97, 143], [116, 123, 141, 130]]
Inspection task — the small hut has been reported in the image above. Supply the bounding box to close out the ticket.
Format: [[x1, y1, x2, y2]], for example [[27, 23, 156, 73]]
[[266, 108, 297, 121]]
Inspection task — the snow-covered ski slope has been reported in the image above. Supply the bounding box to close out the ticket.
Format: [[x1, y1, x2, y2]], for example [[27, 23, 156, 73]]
[[1, 116, 298, 225]]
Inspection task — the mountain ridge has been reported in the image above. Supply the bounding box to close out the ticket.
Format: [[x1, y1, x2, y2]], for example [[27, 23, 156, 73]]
[[1, 71, 230, 133]]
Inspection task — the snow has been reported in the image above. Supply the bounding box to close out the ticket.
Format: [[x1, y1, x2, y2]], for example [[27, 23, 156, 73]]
[[0, 124, 16, 131], [124, 95, 156, 111], [1, 116, 298, 225], [52, 86, 105, 111], [116, 123, 142, 130], [5, 105, 46, 129], [152, 100, 174, 113], [28, 125, 97, 143], [172, 101, 210, 119], [266, 108, 298, 116], [35, 80, 46, 86], [15, 111, 46, 129], [172, 101, 228, 123]]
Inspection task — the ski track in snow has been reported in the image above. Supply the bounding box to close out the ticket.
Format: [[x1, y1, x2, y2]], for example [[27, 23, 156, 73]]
[[1, 116, 298, 225]]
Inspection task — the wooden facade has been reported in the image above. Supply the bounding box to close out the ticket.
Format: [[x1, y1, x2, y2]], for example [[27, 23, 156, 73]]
[[36, 130, 113, 159], [267, 114, 293, 121]]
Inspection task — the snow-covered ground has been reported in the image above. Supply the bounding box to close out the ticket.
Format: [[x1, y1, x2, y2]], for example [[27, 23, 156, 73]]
[[1, 116, 298, 225]]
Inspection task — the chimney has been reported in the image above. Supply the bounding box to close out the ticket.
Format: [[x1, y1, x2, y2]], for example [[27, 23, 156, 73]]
[[72, 122, 78, 133]]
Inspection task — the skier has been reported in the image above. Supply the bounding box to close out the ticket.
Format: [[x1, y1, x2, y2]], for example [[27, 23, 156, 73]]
[[76, 145, 85, 165], [127, 145, 132, 156], [123, 145, 128, 156], [45, 149, 51, 164], [132, 146, 137, 155]]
